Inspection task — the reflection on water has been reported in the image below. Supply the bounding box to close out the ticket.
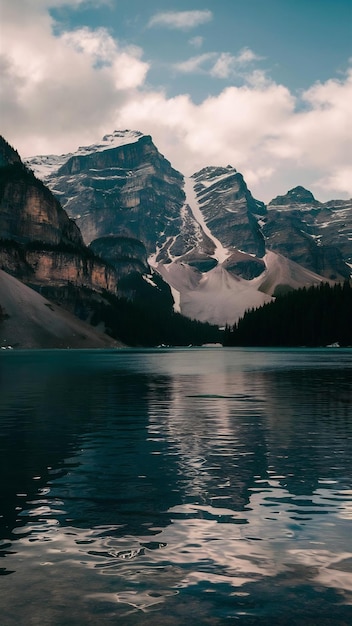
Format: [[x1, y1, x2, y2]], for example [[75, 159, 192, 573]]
[[0, 348, 352, 625]]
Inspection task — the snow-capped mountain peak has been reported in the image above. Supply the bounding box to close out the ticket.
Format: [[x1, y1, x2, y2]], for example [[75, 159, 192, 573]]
[[25, 130, 145, 180], [75, 130, 145, 156]]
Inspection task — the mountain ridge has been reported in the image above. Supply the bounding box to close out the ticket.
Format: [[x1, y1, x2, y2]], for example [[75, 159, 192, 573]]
[[14, 130, 352, 326], [24, 130, 351, 325]]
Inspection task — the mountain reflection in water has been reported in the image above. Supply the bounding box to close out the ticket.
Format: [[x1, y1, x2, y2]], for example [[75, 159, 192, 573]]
[[0, 348, 351, 625]]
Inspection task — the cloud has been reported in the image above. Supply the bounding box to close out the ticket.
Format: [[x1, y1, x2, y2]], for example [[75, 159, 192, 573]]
[[148, 10, 213, 30], [113, 72, 352, 200], [189, 36, 204, 49], [60, 26, 118, 64], [61, 27, 147, 88], [0, 0, 149, 153], [115, 83, 296, 172], [237, 47, 263, 64], [211, 48, 264, 79], [210, 52, 237, 78], [1, 1, 351, 202], [174, 53, 216, 74], [318, 167, 352, 197], [175, 47, 264, 80]]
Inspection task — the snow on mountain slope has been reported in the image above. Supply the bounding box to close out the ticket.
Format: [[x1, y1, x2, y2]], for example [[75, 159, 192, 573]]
[[74, 130, 144, 156], [26, 153, 72, 180], [155, 261, 270, 326], [183, 176, 230, 264], [153, 248, 329, 325]]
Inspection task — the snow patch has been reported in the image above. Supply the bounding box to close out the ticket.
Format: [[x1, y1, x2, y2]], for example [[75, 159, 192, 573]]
[[76, 130, 144, 156], [142, 275, 158, 288], [25, 154, 70, 179], [170, 286, 181, 313]]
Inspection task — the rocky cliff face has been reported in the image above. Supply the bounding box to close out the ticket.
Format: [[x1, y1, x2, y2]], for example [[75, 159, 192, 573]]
[[263, 187, 351, 280], [90, 236, 149, 279], [24, 250, 117, 293], [0, 170, 83, 247], [0, 136, 117, 295], [44, 131, 185, 253], [0, 137, 82, 248]]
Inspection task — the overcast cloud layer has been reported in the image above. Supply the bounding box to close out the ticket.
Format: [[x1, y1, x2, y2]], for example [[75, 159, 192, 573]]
[[1, 0, 351, 202]]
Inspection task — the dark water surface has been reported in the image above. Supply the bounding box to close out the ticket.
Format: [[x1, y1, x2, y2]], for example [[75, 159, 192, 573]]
[[0, 348, 352, 625]]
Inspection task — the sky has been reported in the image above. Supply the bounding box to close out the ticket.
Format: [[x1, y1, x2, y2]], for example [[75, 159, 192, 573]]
[[0, 0, 351, 202]]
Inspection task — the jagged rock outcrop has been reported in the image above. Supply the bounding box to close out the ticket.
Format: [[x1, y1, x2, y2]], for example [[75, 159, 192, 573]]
[[269, 186, 319, 206], [192, 166, 266, 257]]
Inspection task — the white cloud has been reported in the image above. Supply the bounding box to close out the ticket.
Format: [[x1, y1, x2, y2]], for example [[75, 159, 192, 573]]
[[113, 73, 352, 200], [265, 70, 352, 169], [210, 52, 236, 78], [318, 167, 352, 197], [60, 27, 118, 64], [148, 10, 213, 30], [61, 27, 148, 89], [245, 69, 271, 89], [237, 47, 263, 64], [0, 1, 351, 202], [189, 36, 204, 49], [114, 83, 296, 174], [211, 48, 264, 79], [175, 47, 264, 80], [0, 0, 149, 153], [174, 53, 216, 74]]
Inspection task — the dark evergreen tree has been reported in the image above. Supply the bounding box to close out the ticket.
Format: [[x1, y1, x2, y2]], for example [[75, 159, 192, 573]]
[[89, 283, 223, 347], [224, 281, 352, 347]]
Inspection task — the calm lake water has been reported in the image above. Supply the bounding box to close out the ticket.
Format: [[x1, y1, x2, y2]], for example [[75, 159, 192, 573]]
[[0, 348, 352, 625]]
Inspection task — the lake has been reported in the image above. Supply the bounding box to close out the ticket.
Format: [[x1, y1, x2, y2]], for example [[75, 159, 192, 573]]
[[0, 347, 352, 625]]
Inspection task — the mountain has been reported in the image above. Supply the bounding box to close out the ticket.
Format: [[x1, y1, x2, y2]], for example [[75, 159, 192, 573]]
[[0, 135, 219, 346], [25, 131, 351, 326], [31, 131, 184, 251], [263, 186, 351, 281]]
